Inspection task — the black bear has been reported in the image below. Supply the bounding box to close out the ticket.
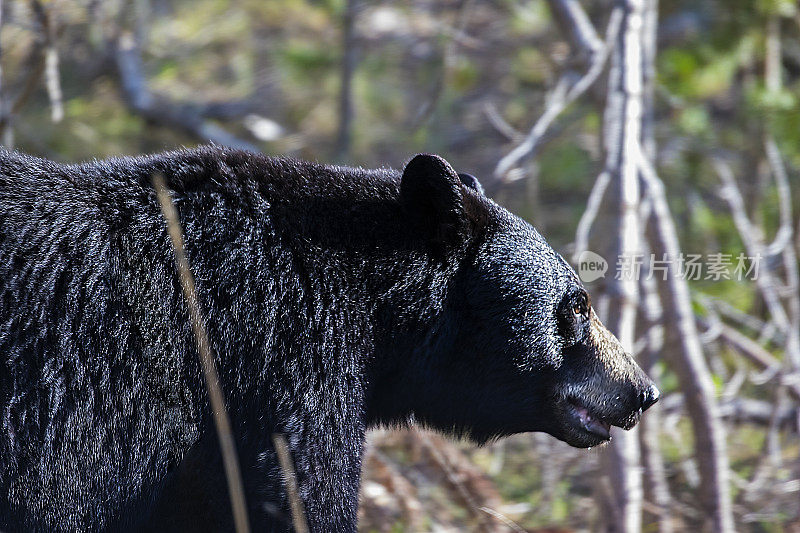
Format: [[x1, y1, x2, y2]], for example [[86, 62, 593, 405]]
[[0, 146, 658, 531]]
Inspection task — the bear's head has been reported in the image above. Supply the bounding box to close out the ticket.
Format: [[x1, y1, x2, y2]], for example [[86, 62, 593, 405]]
[[398, 154, 659, 448]]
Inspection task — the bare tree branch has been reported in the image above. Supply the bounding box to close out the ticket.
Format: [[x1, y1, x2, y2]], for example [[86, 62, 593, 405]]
[[639, 248, 674, 533], [698, 310, 800, 405], [335, 0, 357, 160], [765, 15, 781, 93], [698, 292, 785, 345], [114, 32, 258, 151], [411, 0, 476, 129], [545, 0, 603, 64], [601, 2, 647, 529], [361, 444, 425, 530], [764, 138, 800, 370], [30, 0, 63, 122], [10, 53, 45, 117], [0, 0, 10, 147], [482, 101, 524, 142], [660, 393, 797, 428], [716, 322, 783, 374], [414, 431, 505, 532], [640, 0, 659, 161], [572, 169, 610, 259], [494, 6, 623, 180], [713, 157, 790, 330], [639, 153, 735, 533]]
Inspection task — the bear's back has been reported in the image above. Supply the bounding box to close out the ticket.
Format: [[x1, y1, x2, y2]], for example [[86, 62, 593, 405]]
[[0, 146, 407, 530]]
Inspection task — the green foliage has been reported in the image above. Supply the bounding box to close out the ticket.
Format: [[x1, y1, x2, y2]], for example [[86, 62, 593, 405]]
[[756, 0, 797, 17], [512, 47, 549, 86], [450, 57, 479, 91], [746, 85, 797, 114], [509, 0, 551, 37], [539, 143, 592, 191], [676, 105, 710, 135], [282, 41, 338, 72], [659, 33, 756, 100]]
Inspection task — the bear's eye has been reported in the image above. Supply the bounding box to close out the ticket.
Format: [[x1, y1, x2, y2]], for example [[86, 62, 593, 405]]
[[572, 292, 589, 317], [557, 289, 590, 345]]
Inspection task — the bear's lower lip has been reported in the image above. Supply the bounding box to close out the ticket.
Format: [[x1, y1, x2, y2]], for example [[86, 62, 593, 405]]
[[568, 399, 612, 440]]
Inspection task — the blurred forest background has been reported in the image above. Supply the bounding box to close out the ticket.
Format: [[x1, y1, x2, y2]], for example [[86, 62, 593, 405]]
[[2, 0, 799, 531]]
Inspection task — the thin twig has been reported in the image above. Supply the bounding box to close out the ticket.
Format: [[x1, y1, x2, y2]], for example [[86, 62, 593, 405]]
[[482, 101, 523, 142], [713, 157, 790, 330], [698, 292, 785, 345], [30, 0, 63, 122], [411, 0, 476, 129], [763, 139, 793, 256], [417, 432, 501, 532], [639, 152, 735, 533], [478, 507, 527, 533], [0, 0, 9, 147], [335, 0, 357, 160], [572, 169, 610, 260], [115, 32, 257, 151], [765, 15, 781, 93], [10, 54, 45, 115], [363, 444, 424, 529], [742, 387, 789, 504], [659, 393, 797, 428], [545, 0, 603, 64], [43, 47, 63, 122], [696, 311, 800, 403], [493, 6, 622, 180], [272, 433, 310, 533], [764, 138, 800, 371], [638, 248, 675, 533], [153, 174, 251, 533]]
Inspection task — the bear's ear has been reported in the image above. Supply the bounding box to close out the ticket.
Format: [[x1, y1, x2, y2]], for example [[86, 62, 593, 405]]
[[401, 154, 467, 247], [458, 173, 484, 195]]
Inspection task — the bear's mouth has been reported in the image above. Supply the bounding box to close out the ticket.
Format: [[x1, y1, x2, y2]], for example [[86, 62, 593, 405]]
[[566, 397, 613, 440]]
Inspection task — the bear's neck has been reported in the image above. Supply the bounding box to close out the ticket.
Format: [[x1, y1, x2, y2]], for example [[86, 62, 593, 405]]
[[171, 170, 464, 416], [260, 184, 467, 427]]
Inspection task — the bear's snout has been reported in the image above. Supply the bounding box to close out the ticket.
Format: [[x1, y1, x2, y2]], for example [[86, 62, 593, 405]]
[[552, 310, 661, 447], [638, 382, 660, 413]]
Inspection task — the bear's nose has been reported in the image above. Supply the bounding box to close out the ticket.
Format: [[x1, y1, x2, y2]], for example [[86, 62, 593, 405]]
[[639, 383, 660, 412]]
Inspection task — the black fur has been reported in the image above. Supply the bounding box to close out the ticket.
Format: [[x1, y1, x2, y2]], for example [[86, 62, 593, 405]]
[[0, 146, 656, 531], [457, 172, 484, 195]]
